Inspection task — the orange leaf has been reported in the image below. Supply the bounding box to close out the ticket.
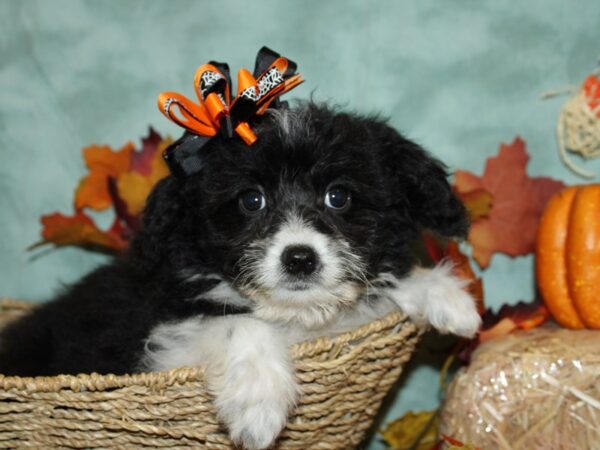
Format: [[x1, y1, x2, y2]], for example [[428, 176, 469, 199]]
[[37, 212, 127, 252], [479, 301, 550, 344], [478, 317, 517, 342], [453, 137, 565, 269], [458, 300, 550, 362], [75, 143, 134, 211], [35, 129, 171, 255], [440, 434, 481, 450]]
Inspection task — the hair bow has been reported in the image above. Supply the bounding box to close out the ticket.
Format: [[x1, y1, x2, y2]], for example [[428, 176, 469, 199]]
[[158, 47, 304, 177]]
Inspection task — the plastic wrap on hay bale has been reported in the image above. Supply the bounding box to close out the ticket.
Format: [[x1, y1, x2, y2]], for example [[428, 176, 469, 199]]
[[0, 299, 422, 449], [440, 326, 600, 450]]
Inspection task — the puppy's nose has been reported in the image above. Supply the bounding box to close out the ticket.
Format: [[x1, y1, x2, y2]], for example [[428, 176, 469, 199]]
[[281, 245, 319, 276]]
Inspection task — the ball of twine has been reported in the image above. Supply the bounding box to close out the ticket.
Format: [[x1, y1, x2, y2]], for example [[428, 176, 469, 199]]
[[547, 69, 600, 178]]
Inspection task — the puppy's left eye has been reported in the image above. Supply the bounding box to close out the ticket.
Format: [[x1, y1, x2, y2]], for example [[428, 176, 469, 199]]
[[325, 187, 351, 211], [239, 190, 266, 213]]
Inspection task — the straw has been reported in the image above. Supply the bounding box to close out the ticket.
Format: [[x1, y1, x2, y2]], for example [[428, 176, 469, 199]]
[[441, 326, 600, 450]]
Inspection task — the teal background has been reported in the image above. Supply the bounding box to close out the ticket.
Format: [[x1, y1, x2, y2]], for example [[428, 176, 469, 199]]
[[1, 0, 599, 447]]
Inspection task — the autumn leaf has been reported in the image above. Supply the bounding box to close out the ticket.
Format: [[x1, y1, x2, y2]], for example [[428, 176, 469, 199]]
[[478, 300, 550, 343], [75, 143, 134, 211], [446, 242, 484, 314], [130, 127, 164, 175], [116, 135, 172, 216], [453, 137, 565, 269], [458, 299, 550, 362], [454, 188, 492, 222], [107, 177, 140, 234], [381, 410, 439, 450], [36, 128, 172, 253], [439, 435, 481, 450], [32, 212, 128, 252]]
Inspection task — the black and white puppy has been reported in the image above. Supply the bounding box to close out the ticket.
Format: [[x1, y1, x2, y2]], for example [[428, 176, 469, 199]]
[[0, 102, 481, 450]]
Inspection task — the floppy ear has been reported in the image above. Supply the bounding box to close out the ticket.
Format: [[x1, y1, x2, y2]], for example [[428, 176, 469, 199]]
[[388, 136, 469, 238], [128, 175, 185, 272]]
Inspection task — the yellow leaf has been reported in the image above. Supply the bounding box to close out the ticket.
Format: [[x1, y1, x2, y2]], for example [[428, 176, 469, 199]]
[[457, 188, 493, 222], [117, 172, 153, 217], [381, 410, 439, 450], [116, 137, 172, 216]]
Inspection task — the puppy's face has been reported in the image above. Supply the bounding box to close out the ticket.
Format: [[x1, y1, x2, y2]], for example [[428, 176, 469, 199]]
[[135, 103, 468, 327]]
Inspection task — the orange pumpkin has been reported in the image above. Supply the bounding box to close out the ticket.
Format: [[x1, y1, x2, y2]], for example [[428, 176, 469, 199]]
[[536, 185, 600, 329]]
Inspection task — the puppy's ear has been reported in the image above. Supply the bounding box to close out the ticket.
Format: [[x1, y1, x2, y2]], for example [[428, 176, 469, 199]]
[[128, 175, 184, 272], [387, 136, 469, 238]]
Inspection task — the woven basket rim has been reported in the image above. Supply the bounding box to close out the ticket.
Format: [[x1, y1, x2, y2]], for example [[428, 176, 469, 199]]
[[0, 298, 416, 393]]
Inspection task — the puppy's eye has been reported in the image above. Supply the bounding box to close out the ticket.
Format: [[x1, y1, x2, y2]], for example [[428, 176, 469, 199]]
[[239, 190, 266, 213], [325, 187, 351, 211]]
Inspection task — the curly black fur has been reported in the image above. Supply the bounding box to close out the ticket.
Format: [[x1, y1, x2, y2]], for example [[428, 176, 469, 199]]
[[0, 102, 467, 376]]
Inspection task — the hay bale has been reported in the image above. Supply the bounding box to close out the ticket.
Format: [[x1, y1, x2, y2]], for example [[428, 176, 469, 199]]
[[440, 326, 600, 449]]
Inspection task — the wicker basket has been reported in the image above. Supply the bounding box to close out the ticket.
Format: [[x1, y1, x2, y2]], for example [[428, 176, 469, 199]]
[[0, 298, 422, 449]]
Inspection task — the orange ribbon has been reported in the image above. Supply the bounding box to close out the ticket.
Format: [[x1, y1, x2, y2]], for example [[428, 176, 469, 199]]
[[158, 56, 303, 146]]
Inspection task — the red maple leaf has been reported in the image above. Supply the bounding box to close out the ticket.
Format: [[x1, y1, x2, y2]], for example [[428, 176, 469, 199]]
[[454, 137, 565, 269], [130, 127, 163, 175]]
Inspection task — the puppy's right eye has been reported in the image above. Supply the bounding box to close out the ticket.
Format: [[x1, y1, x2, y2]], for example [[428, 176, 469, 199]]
[[325, 187, 351, 211], [239, 190, 266, 213]]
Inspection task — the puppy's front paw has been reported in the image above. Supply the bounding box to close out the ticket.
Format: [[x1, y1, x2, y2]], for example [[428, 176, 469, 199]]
[[382, 265, 482, 338], [214, 363, 297, 450], [425, 281, 482, 338], [229, 402, 288, 450]]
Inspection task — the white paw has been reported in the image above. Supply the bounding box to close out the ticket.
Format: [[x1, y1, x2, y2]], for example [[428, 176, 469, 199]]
[[214, 362, 297, 450], [229, 402, 288, 450], [424, 281, 482, 338], [379, 264, 482, 338]]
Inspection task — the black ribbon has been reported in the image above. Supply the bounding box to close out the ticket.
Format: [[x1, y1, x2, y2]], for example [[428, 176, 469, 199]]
[[163, 132, 212, 178], [253, 46, 296, 110]]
